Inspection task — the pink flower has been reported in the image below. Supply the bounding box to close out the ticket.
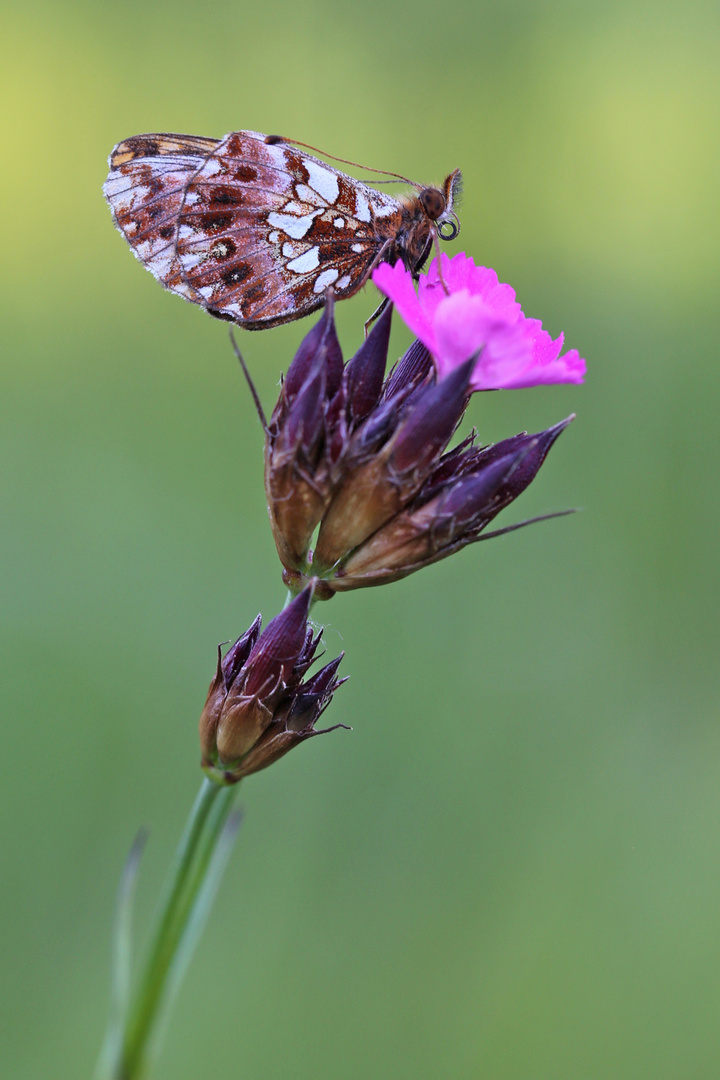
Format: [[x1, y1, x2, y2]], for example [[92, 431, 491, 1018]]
[[372, 253, 586, 391]]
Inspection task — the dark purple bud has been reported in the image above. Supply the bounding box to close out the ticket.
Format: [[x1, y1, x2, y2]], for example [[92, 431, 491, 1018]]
[[283, 654, 345, 732], [264, 301, 350, 571], [321, 307, 345, 400], [445, 454, 516, 519], [244, 586, 313, 697], [301, 653, 345, 697], [390, 356, 474, 474], [491, 416, 573, 502], [283, 308, 329, 402], [323, 382, 349, 466], [280, 352, 327, 457], [347, 349, 433, 464], [284, 295, 343, 401], [418, 433, 480, 498], [219, 614, 262, 688], [199, 591, 346, 783], [349, 394, 406, 458], [326, 414, 575, 592], [343, 303, 392, 424], [383, 339, 434, 400], [430, 454, 519, 544]]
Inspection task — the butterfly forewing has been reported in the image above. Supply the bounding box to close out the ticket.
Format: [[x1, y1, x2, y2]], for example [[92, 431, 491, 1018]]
[[104, 130, 459, 329]]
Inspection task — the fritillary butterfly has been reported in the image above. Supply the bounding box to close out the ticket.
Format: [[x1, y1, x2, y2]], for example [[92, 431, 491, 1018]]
[[103, 130, 462, 329]]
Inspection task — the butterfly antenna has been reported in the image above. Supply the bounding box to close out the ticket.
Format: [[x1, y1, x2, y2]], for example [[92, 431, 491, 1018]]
[[229, 330, 268, 431], [264, 135, 418, 186]]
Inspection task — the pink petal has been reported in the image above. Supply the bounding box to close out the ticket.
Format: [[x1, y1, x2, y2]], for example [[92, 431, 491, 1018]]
[[421, 254, 522, 325], [372, 262, 437, 352], [431, 293, 528, 376]]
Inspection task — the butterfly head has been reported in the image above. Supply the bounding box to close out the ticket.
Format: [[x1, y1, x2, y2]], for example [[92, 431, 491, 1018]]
[[418, 169, 463, 241]]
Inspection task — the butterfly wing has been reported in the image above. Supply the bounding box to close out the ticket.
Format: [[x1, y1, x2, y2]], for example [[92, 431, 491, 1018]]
[[103, 134, 220, 302], [104, 131, 404, 329]]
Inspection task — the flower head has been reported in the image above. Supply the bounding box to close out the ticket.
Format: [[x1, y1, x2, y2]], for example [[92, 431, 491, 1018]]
[[260, 299, 576, 597], [372, 253, 586, 391], [199, 586, 346, 783]]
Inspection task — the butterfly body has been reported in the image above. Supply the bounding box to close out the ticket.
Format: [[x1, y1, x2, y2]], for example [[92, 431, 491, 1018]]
[[104, 130, 461, 329]]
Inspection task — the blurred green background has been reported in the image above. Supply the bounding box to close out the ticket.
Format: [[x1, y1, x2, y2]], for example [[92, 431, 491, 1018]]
[[2, 0, 719, 1076]]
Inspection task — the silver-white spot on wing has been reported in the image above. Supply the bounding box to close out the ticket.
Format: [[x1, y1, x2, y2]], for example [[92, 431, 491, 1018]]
[[267, 210, 322, 239], [287, 247, 320, 274], [303, 158, 340, 204], [180, 250, 207, 270], [295, 184, 319, 204], [354, 191, 371, 222], [313, 267, 340, 293]]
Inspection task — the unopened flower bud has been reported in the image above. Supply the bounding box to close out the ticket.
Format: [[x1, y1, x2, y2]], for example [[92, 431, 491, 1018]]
[[199, 586, 346, 783]]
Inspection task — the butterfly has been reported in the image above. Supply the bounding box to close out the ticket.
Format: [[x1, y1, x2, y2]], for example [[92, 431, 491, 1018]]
[[103, 130, 462, 330]]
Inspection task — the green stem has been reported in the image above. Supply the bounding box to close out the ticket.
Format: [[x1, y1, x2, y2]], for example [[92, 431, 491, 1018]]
[[99, 778, 238, 1080]]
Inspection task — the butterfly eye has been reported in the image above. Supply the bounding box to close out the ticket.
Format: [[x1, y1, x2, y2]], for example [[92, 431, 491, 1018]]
[[419, 187, 447, 221], [438, 218, 459, 241]]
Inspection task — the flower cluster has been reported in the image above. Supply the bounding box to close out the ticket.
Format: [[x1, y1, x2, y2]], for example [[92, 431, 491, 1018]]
[[199, 586, 345, 784], [201, 251, 584, 779], [264, 254, 582, 596]]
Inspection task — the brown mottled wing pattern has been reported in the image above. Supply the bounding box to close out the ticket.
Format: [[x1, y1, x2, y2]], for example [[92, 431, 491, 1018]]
[[103, 134, 220, 303], [104, 130, 404, 329]]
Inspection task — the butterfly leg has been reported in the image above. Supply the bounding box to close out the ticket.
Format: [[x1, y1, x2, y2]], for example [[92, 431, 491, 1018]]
[[363, 296, 390, 338], [229, 330, 269, 432], [359, 239, 396, 337]]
